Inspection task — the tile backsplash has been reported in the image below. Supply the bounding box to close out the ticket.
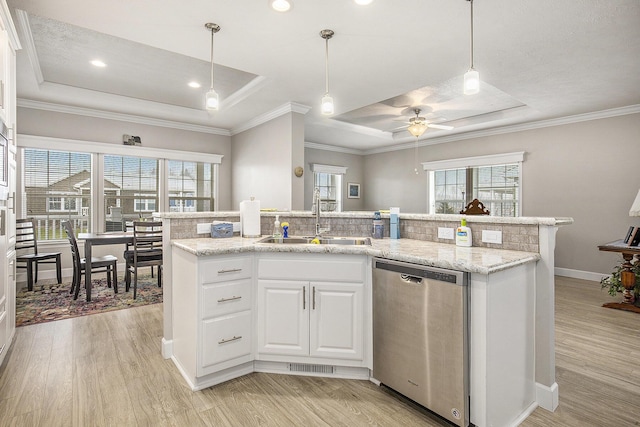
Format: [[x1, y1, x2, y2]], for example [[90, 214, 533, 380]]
[[167, 213, 539, 253]]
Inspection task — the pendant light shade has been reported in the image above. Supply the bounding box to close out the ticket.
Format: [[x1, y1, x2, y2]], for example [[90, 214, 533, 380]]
[[205, 23, 221, 111], [463, 0, 479, 95], [321, 94, 334, 115], [320, 29, 335, 116]]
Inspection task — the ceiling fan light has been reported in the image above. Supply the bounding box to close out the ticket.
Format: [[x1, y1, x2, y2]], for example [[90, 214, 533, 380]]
[[205, 88, 219, 111], [407, 122, 427, 138], [321, 94, 334, 115], [464, 68, 479, 95], [271, 0, 292, 12], [354, 0, 374, 5]]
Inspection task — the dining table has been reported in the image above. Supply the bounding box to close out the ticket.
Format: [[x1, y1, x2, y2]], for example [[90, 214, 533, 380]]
[[77, 231, 133, 301]]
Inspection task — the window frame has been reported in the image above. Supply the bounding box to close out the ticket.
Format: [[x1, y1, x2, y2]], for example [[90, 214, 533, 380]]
[[423, 152, 525, 216], [310, 163, 347, 213], [17, 135, 222, 238]]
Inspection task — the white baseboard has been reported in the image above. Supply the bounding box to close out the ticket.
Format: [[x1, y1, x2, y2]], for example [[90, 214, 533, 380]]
[[536, 381, 559, 412], [554, 267, 608, 283], [162, 338, 173, 359]]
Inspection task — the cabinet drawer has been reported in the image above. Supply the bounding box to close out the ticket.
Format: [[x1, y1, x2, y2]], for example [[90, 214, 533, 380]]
[[199, 256, 253, 284], [202, 279, 252, 318], [199, 310, 252, 374], [258, 255, 365, 282]]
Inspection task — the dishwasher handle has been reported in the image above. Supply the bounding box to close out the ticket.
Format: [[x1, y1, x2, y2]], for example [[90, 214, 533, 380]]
[[374, 258, 465, 285]]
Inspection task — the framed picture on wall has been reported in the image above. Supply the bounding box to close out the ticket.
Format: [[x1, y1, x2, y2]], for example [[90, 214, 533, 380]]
[[347, 182, 360, 199]]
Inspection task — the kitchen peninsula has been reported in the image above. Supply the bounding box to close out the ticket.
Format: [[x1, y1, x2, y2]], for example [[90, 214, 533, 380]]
[[158, 211, 572, 427]]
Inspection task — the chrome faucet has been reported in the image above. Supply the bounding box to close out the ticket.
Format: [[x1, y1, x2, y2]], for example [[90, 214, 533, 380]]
[[313, 187, 322, 236]]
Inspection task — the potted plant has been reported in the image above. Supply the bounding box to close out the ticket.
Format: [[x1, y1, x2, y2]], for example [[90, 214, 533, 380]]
[[600, 262, 640, 307]]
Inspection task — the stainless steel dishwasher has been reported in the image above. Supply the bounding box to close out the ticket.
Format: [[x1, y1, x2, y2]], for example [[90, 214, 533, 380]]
[[372, 258, 469, 427]]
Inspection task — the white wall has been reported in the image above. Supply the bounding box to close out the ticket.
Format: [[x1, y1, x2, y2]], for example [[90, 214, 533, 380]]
[[16, 107, 234, 209], [230, 112, 305, 210], [304, 147, 365, 211], [363, 113, 640, 275]]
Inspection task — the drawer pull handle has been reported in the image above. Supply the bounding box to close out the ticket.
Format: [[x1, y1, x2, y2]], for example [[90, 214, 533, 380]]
[[218, 268, 242, 274], [217, 295, 242, 303], [218, 335, 242, 345]]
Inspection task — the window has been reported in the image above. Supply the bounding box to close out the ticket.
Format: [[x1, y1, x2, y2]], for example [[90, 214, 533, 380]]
[[47, 196, 78, 212], [425, 152, 524, 217], [314, 172, 342, 212], [19, 136, 223, 238], [23, 148, 92, 239], [168, 160, 214, 212], [311, 164, 348, 213], [104, 155, 159, 227]]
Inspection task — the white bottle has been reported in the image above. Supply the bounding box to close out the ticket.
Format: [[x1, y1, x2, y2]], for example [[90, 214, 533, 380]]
[[273, 215, 282, 243], [456, 218, 472, 247]]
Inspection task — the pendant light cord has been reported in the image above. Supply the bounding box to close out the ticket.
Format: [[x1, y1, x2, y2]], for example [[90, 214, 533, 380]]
[[469, 0, 474, 69], [211, 28, 215, 89], [325, 37, 330, 94]]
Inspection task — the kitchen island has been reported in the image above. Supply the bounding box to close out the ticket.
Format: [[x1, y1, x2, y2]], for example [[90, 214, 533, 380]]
[[158, 212, 570, 427]]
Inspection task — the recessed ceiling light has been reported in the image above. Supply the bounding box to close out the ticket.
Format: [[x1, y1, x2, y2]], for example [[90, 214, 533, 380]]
[[270, 0, 292, 12], [90, 59, 106, 67], [188, 81, 201, 88], [354, 0, 374, 5]]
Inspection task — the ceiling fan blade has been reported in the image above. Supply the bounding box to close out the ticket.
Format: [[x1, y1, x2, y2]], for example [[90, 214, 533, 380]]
[[428, 124, 454, 130], [390, 124, 409, 131]]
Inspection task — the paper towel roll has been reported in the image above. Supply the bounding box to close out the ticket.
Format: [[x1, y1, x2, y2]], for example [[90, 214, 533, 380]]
[[240, 199, 261, 237]]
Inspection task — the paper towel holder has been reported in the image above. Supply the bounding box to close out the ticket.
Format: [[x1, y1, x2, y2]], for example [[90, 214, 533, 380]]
[[294, 166, 304, 177]]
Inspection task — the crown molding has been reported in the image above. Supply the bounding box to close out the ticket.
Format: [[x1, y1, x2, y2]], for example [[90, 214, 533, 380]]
[[15, 11, 44, 84], [362, 104, 640, 155], [220, 75, 269, 111], [304, 141, 365, 155], [230, 102, 311, 135], [17, 98, 232, 136], [1, 4, 22, 51]]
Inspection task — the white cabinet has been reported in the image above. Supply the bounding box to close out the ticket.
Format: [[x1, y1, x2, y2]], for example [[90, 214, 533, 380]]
[[172, 249, 254, 390], [257, 254, 366, 362]]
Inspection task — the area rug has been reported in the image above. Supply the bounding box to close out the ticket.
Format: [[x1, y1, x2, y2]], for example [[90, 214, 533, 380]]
[[16, 274, 163, 327]]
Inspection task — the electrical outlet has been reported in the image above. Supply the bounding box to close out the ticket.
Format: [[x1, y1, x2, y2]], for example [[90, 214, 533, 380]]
[[438, 227, 455, 240], [196, 223, 211, 234], [482, 230, 503, 244]]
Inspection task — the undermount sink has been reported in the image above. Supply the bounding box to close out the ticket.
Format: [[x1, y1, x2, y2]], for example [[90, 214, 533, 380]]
[[255, 236, 372, 246]]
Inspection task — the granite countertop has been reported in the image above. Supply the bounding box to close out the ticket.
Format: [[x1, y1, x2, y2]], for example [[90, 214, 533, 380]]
[[157, 210, 573, 226], [171, 236, 541, 275]]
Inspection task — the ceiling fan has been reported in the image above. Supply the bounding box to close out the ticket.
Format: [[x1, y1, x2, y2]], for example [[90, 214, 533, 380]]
[[393, 108, 454, 137]]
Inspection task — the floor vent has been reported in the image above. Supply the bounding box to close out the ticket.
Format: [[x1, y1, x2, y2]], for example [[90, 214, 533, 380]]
[[288, 363, 335, 374]]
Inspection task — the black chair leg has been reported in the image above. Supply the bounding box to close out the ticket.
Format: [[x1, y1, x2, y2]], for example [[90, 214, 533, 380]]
[[113, 263, 118, 293], [26, 262, 34, 291], [56, 255, 62, 284], [133, 268, 138, 300]]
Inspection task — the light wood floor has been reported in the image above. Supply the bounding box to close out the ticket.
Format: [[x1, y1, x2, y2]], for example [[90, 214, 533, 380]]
[[0, 276, 639, 426]]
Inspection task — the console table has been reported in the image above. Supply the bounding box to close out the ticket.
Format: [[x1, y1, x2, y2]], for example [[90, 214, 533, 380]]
[[598, 240, 640, 308]]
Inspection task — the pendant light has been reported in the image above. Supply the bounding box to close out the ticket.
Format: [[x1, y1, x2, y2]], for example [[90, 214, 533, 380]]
[[463, 0, 479, 95], [320, 29, 335, 115], [205, 23, 221, 111]]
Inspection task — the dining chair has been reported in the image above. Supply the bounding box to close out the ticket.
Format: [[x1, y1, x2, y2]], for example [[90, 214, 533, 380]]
[[16, 218, 62, 291], [125, 220, 163, 299], [61, 221, 119, 300]]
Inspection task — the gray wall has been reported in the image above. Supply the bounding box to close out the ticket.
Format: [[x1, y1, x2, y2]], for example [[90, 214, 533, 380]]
[[304, 147, 365, 211], [231, 112, 305, 210], [363, 113, 640, 275], [16, 107, 234, 209]]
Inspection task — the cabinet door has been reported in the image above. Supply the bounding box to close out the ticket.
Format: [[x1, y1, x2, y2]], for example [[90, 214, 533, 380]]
[[310, 282, 364, 360], [257, 280, 308, 356]]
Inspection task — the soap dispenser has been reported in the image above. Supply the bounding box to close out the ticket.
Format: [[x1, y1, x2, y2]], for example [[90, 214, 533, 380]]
[[456, 218, 472, 247], [273, 215, 283, 243]]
